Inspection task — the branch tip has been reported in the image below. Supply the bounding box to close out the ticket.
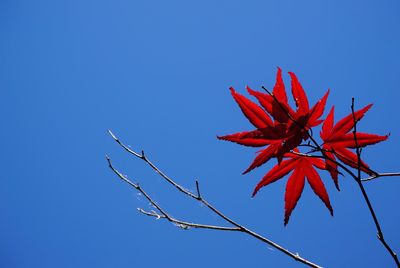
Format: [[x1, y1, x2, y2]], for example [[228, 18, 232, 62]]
[[261, 85, 272, 95], [108, 129, 118, 140]]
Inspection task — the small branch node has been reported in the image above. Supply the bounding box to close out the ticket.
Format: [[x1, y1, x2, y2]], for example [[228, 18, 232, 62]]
[[175, 223, 190, 230]]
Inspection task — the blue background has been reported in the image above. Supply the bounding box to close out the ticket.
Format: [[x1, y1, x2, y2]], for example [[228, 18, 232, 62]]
[[1, 1, 399, 267]]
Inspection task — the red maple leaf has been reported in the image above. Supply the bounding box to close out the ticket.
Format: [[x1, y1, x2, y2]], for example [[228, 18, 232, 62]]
[[320, 105, 388, 189], [252, 150, 333, 225], [218, 68, 329, 173]]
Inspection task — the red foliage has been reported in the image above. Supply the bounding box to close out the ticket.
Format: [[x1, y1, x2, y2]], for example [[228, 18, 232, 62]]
[[252, 150, 333, 225], [320, 106, 388, 189], [218, 68, 388, 224]]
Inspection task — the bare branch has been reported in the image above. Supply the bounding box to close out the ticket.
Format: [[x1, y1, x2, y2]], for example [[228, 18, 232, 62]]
[[351, 98, 400, 267], [107, 131, 322, 268], [107, 155, 240, 232], [362, 172, 400, 182], [108, 130, 199, 199]]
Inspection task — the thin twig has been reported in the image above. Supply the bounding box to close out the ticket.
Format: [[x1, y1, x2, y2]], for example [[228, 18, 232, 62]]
[[351, 98, 400, 267], [108, 130, 199, 199], [106, 155, 240, 232], [108, 130, 322, 268], [137, 208, 165, 219], [195, 179, 201, 199], [362, 172, 400, 182]]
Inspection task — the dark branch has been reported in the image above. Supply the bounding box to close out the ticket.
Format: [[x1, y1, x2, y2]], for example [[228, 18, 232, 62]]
[[351, 98, 399, 267]]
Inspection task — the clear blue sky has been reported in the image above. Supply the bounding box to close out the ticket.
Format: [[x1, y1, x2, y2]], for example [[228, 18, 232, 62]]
[[1, 1, 399, 267]]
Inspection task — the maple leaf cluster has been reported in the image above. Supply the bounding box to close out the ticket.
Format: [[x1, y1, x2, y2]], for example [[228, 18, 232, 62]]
[[218, 68, 388, 225]]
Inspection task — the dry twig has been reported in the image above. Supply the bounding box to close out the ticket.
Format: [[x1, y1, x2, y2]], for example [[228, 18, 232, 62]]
[[361, 172, 400, 182], [107, 130, 322, 268]]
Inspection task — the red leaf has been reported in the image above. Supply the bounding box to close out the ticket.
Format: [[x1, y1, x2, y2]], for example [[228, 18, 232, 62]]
[[289, 72, 309, 114], [275, 132, 303, 163], [284, 168, 305, 225], [320, 104, 387, 178], [253, 154, 334, 224], [247, 68, 299, 123], [330, 104, 373, 139], [252, 158, 297, 196], [246, 86, 273, 115], [329, 133, 389, 148], [305, 165, 333, 216], [230, 87, 273, 129], [310, 158, 326, 170], [217, 131, 274, 147], [243, 142, 281, 174], [334, 147, 373, 175], [320, 106, 335, 140], [258, 123, 289, 140], [270, 68, 297, 122], [323, 149, 340, 190], [247, 81, 293, 124], [273, 67, 289, 106], [308, 89, 330, 127]]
